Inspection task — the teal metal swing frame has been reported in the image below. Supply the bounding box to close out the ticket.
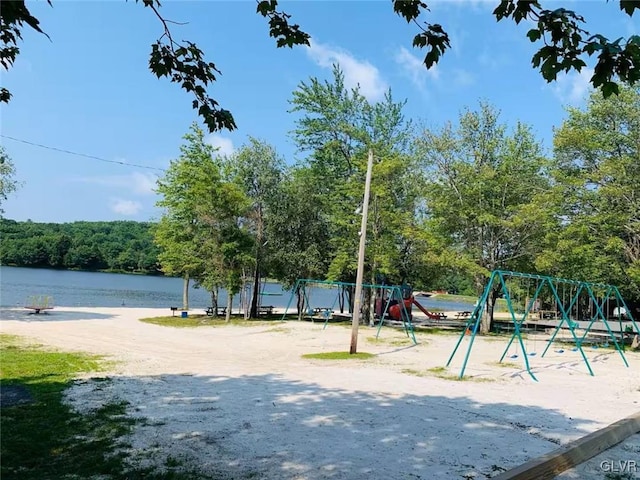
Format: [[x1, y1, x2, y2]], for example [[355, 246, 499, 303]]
[[281, 278, 417, 345], [446, 270, 640, 381]]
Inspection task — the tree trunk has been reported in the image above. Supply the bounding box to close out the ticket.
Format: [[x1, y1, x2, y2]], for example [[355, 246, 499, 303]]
[[368, 271, 377, 327], [480, 289, 499, 334], [250, 208, 264, 318], [225, 290, 233, 323], [182, 273, 190, 311], [250, 262, 261, 318], [296, 286, 305, 321], [346, 286, 355, 313], [210, 289, 218, 317]]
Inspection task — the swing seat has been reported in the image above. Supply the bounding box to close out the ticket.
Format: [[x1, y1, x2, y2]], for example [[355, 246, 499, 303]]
[[529, 352, 537, 356], [556, 349, 565, 353], [510, 354, 519, 359]]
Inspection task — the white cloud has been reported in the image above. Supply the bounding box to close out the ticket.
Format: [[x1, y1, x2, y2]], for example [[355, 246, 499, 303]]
[[394, 46, 440, 91], [551, 68, 593, 105], [307, 40, 388, 101], [394, 46, 474, 91], [452, 68, 474, 87], [110, 198, 143, 216], [70, 172, 158, 196], [206, 134, 235, 156], [431, 0, 495, 11]]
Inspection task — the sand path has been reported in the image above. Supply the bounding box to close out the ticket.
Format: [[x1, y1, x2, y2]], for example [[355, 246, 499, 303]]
[[1, 307, 639, 479]]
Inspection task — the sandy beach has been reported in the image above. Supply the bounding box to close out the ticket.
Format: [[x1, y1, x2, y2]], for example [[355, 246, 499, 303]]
[[1, 306, 639, 479]]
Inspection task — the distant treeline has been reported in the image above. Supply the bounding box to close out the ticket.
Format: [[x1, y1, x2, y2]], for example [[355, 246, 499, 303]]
[[0, 219, 161, 274]]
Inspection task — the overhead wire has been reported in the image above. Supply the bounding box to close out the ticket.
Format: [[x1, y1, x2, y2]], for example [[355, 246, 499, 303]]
[[0, 134, 167, 172]]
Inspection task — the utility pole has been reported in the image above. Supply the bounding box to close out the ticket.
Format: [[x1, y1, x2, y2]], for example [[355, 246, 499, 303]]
[[350, 149, 374, 354]]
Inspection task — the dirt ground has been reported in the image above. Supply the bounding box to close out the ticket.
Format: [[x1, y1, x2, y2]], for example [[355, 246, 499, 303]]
[[1, 307, 639, 479]]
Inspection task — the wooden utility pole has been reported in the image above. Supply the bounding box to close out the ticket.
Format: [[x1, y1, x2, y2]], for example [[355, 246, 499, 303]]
[[350, 149, 374, 354]]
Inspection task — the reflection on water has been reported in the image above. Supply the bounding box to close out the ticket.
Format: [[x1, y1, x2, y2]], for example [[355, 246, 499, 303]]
[[0, 266, 475, 312]]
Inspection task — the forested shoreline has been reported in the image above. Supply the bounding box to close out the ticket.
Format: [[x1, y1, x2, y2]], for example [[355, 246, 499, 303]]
[[0, 219, 161, 274]]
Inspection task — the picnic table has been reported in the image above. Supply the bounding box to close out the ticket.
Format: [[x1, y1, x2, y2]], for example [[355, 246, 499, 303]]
[[258, 305, 274, 315], [455, 311, 472, 319], [204, 306, 227, 316]]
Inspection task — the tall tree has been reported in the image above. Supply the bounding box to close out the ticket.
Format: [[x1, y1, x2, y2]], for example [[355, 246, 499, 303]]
[[540, 85, 640, 300], [266, 166, 331, 315], [227, 138, 284, 318], [156, 122, 255, 314], [197, 181, 254, 321], [0, 147, 19, 215], [416, 102, 552, 333], [155, 123, 220, 310], [290, 66, 427, 324], [3, 1, 637, 132]]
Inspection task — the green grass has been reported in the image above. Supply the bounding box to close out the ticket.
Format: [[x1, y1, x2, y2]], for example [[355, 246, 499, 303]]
[[139, 315, 285, 328], [0, 334, 214, 480], [401, 365, 494, 382], [487, 361, 520, 368], [302, 351, 375, 360], [401, 368, 429, 377], [414, 327, 461, 336], [366, 336, 415, 346]]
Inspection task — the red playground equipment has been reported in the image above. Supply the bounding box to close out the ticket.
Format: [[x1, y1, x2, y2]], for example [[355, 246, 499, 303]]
[[378, 286, 447, 321]]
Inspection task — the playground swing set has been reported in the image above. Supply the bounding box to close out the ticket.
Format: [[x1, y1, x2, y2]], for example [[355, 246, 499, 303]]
[[281, 279, 419, 345], [446, 270, 640, 381]]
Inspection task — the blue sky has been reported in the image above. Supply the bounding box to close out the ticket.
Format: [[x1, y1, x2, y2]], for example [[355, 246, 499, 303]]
[[1, 1, 633, 222]]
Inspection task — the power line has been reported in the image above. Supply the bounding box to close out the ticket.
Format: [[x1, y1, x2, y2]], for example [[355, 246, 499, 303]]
[[0, 134, 167, 172]]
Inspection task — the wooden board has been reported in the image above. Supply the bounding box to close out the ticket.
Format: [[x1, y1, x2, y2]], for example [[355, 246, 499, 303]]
[[493, 411, 640, 480]]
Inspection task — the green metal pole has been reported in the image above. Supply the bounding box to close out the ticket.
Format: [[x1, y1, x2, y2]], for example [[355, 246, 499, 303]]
[[561, 282, 595, 376], [322, 289, 343, 330], [281, 279, 301, 321], [499, 279, 545, 363], [454, 271, 497, 378], [375, 287, 395, 339], [397, 287, 417, 344], [541, 283, 583, 357], [613, 287, 640, 335], [498, 273, 537, 381], [586, 285, 628, 368], [579, 286, 612, 343]]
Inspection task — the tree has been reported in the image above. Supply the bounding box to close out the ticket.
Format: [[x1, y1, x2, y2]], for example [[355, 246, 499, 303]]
[[2, 1, 637, 132], [155, 122, 255, 315], [266, 166, 331, 316], [415, 102, 552, 333], [155, 123, 220, 310], [226, 138, 284, 318], [0, 147, 19, 215], [290, 66, 429, 326], [195, 179, 254, 321], [539, 85, 640, 300]]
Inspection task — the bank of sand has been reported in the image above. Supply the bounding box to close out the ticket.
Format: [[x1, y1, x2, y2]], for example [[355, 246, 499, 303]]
[[1, 306, 639, 479]]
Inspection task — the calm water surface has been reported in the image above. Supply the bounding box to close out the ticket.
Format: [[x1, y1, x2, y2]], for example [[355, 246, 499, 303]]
[[0, 266, 474, 312]]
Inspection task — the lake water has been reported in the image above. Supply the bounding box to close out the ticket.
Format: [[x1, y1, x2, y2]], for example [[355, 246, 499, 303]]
[[0, 266, 474, 312]]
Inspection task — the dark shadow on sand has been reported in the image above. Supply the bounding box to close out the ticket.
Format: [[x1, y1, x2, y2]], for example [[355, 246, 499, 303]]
[[0, 309, 116, 322], [64, 372, 599, 479]]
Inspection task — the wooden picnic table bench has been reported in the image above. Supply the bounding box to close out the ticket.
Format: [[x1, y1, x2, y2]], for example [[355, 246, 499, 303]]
[[258, 305, 274, 315], [205, 306, 227, 316], [24, 306, 53, 314], [455, 311, 472, 319]]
